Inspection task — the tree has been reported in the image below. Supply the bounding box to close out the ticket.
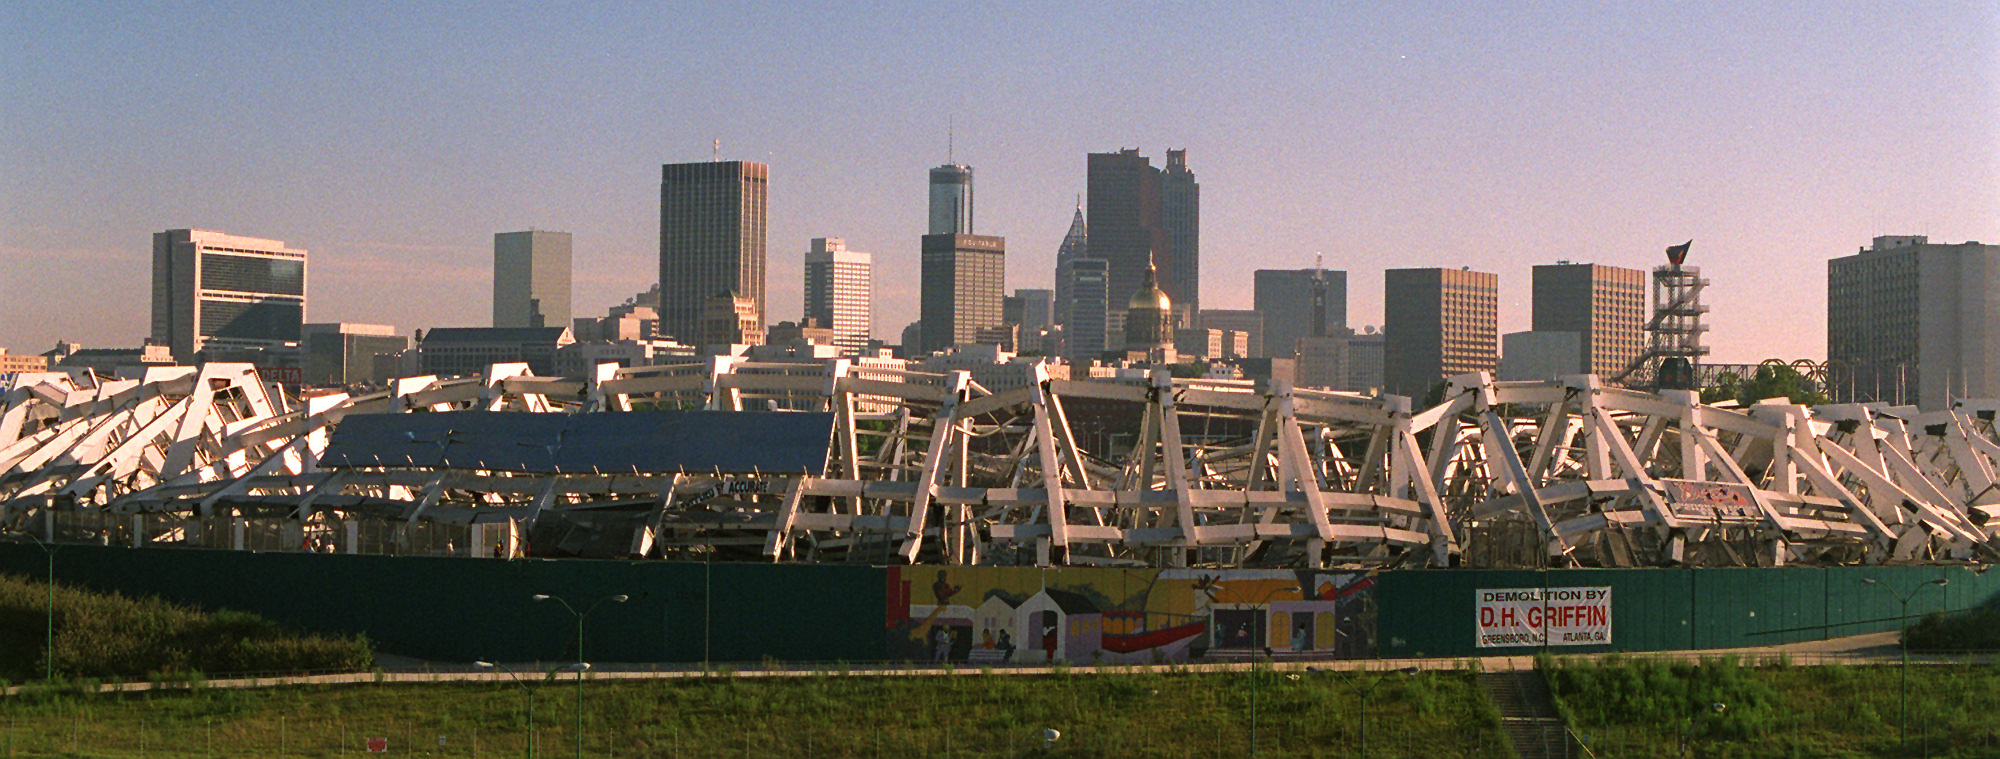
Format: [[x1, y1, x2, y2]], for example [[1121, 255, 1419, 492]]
[[1735, 364, 1828, 406], [1700, 372, 1743, 405]]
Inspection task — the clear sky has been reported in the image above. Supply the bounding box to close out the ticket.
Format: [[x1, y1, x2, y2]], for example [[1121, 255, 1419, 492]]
[[3, 1, 1994, 362]]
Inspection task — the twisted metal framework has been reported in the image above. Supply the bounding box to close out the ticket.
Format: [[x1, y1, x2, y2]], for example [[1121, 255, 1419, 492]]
[[0, 362, 1993, 569]]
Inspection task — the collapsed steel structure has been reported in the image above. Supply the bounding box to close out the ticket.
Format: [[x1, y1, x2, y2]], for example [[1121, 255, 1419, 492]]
[[0, 361, 1994, 569]]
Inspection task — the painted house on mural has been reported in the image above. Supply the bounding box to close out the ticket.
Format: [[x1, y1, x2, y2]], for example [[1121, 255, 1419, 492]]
[[970, 594, 1019, 663], [1015, 588, 1101, 663]]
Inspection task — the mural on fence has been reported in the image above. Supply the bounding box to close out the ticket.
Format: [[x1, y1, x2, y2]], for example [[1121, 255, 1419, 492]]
[[885, 566, 1376, 664]]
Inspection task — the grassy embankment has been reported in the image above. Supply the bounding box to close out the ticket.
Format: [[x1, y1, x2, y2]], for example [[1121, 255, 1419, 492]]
[[1544, 655, 2000, 758], [0, 666, 1508, 758], [0, 572, 372, 682]]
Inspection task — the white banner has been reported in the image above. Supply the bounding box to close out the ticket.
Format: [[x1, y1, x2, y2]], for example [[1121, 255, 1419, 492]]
[[1475, 586, 1611, 648]]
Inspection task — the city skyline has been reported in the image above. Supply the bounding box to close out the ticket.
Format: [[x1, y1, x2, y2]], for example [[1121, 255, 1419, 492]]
[[3, 3, 1994, 361]]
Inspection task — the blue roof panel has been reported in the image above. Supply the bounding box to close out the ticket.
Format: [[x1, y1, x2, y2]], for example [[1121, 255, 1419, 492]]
[[322, 411, 833, 475]]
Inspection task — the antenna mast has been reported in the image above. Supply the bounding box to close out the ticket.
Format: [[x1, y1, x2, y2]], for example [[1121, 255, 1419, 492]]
[[712, 139, 720, 162]]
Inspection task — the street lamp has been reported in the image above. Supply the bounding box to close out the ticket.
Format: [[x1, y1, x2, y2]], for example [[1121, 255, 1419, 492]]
[[1860, 577, 1948, 749], [7, 531, 58, 681], [475, 661, 584, 759], [1310, 666, 1420, 758], [1210, 583, 1299, 758], [533, 594, 627, 759]]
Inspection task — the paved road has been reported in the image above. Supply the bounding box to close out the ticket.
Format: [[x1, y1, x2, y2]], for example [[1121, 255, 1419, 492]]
[[12, 630, 1986, 696]]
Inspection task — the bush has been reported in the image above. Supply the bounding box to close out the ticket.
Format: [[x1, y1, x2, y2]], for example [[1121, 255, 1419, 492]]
[[1904, 605, 2000, 652], [0, 573, 373, 681]]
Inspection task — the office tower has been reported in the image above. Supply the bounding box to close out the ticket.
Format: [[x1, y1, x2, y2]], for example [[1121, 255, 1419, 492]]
[[804, 237, 873, 357], [1063, 258, 1111, 361], [1005, 289, 1054, 333], [301, 323, 408, 385], [151, 228, 308, 364], [659, 160, 768, 345], [929, 163, 974, 235], [1160, 149, 1200, 324], [1200, 309, 1265, 358], [919, 234, 1006, 354], [1345, 328, 1385, 392], [1828, 236, 2000, 407], [1051, 203, 1087, 326], [1383, 268, 1498, 398], [492, 230, 572, 329], [1530, 262, 1645, 377], [1086, 149, 1197, 342], [1254, 268, 1347, 360]]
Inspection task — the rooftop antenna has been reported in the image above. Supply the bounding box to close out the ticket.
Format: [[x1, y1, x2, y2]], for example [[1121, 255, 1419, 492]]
[[947, 115, 955, 164], [712, 138, 720, 162]]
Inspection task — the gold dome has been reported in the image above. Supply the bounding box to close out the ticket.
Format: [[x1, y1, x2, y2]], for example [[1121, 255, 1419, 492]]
[[1128, 284, 1171, 312]]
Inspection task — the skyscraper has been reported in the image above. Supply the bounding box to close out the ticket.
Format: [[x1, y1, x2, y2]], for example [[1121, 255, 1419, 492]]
[[1383, 267, 1498, 398], [1051, 203, 1086, 326], [1063, 258, 1111, 362], [151, 228, 307, 364], [1085, 149, 1197, 344], [1255, 268, 1347, 360], [1161, 149, 1200, 325], [1005, 289, 1054, 334], [919, 234, 1006, 355], [1828, 236, 2000, 407], [493, 230, 572, 329], [929, 163, 974, 235], [804, 237, 872, 357], [659, 160, 768, 345], [1530, 262, 1646, 377]]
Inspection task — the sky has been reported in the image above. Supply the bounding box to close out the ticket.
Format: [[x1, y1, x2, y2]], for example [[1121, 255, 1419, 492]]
[[2, 1, 1995, 363]]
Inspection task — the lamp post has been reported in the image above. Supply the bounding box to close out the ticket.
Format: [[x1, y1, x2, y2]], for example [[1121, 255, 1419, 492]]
[[1860, 577, 1948, 749], [1311, 666, 1420, 758], [475, 660, 584, 759], [1680, 701, 1726, 758], [8, 531, 58, 681], [1211, 583, 1299, 758], [533, 594, 627, 759]]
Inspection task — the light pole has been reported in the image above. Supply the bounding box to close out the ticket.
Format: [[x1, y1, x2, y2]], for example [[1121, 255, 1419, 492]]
[[1681, 701, 1725, 758], [7, 531, 58, 681], [533, 594, 627, 759], [475, 660, 584, 759], [1211, 583, 1298, 758], [1311, 666, 1420, 758], [1860, 577, 1947, 749]]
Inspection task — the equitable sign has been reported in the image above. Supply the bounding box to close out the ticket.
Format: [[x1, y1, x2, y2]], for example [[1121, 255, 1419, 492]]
[[1475, 586, 1611, 648]]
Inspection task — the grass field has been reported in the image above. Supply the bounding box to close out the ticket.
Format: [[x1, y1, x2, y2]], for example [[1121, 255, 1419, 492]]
[[1545, 655, 2000, 758], [0, 667, 1508, 758]]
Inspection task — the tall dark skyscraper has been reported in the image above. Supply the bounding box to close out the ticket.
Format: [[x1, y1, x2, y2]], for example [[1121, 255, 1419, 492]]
[[658, 160, 768, 345], [1161, 149, 1200, 324], [1083, 148, 1197, 344]]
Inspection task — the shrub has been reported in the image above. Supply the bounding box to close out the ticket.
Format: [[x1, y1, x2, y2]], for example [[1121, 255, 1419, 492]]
[[0, 573, 373, 681]]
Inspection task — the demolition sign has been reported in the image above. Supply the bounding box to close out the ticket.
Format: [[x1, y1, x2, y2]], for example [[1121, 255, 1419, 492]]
[[1476, 587, 1611, 648]]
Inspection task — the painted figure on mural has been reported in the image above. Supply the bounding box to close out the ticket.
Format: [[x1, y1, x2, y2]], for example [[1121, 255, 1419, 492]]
[[998, 629, 1015, 661], [1293, 621, 1309, 652], [931, 570, 961, 605], [932, 626, 955, 663], [1041, 616, 1058, 662]]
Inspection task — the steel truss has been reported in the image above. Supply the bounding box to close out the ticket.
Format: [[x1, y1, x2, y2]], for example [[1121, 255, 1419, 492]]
[[1, 363, 1993, 569]]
